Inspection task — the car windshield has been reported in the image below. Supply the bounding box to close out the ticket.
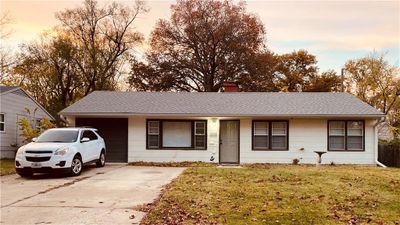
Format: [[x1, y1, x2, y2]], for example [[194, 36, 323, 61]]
[[36, 130, 79, 143]]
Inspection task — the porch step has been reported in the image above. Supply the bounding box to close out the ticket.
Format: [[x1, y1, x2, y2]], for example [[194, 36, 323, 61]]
[[217, 164, 242, 168]]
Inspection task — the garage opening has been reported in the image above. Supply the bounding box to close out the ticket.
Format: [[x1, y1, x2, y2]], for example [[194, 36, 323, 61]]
[[76, 118, 128, 162]]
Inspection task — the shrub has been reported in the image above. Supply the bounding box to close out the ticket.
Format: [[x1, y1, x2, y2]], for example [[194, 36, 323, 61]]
[[17, 108, 56, 145]]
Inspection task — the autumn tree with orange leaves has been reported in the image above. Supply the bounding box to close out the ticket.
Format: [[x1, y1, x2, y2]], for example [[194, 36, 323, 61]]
[[129, 0, 273, 92]]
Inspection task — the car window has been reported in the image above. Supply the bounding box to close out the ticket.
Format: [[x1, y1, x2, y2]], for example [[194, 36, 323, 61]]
[[81, 130, 98, 141], [36, 130, 79, 143]]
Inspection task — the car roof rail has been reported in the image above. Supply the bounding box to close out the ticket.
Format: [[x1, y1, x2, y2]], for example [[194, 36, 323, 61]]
[[75, 126, 98, 131]]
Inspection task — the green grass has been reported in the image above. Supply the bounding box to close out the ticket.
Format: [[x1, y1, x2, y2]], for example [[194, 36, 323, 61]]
[[0, 159, 15, 176], [141, 165, 400, 225]]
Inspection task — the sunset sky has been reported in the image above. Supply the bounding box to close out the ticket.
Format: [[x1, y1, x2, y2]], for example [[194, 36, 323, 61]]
[[1, 0, 399, 73]]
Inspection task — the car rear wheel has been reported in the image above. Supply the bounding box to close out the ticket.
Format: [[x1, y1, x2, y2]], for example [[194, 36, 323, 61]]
[[70, 155, 83, 176], [96, 151, 106, 167]]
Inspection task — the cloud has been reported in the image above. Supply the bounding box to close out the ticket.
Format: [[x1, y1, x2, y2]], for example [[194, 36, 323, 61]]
[[246, 0, 399, 51]]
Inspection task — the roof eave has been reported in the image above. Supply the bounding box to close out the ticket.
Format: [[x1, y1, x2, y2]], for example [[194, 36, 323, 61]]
[[59, 112, 385, 119]]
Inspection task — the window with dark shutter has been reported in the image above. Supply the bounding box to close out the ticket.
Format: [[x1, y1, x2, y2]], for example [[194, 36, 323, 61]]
[[328, 120, 364, 151], [146, 120, 207, 150], [252, 120, 288, 151], [194, 121, 206, 149], [148, 121, 160, 148]]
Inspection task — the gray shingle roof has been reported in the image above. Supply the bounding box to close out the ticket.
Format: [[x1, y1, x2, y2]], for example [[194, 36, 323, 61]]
[[60, 91, 384, 118], [0, 86, 19, 94]]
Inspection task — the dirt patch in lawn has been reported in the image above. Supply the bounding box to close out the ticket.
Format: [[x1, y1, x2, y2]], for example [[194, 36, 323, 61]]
[[129, 161, 216, 168]]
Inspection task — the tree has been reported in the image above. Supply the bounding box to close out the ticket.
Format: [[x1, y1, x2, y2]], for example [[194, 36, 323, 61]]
[[9, 0, 146, 123], [275, 50, 318, 92], [238, 51, 280, 92], [56, 0, 147, 95], [305, 70, 342, 92], [0, 12, 15, 83], [129, 0, 270, 92], [13, 33, 83, 124], [344, 53, 400, 131]]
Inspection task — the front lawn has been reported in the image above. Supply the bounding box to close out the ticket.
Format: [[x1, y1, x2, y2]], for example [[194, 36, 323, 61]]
[[141, 165, 400, 225], [0, 159, 15, 176]]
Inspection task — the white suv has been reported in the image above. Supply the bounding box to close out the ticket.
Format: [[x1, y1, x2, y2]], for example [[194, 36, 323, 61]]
[[15, 127, 106, 177]]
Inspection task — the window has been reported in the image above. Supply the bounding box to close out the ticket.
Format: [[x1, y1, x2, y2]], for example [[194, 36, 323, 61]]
[[328, 121, 345, 150], [195, 121, 206, 149], [37, 130, 79, 143], [163, 121, 192, 147], [148, 121, 160, 148], [328, 120, 364, 151], [147, 120, 207, 150], [81, 130, 98, 141], [0, 114, 4, 132], [35, 119, 41, 130], [253, 121, 269, 149], [272, 122, 287, 149], [252, 121, 288, 150]]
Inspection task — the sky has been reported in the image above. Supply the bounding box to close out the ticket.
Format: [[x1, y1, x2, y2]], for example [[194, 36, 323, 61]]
[[1, 0, 399, 74]]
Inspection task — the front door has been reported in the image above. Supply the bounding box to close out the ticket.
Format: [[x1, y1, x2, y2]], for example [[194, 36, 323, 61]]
[[219, 120, 240, 164]]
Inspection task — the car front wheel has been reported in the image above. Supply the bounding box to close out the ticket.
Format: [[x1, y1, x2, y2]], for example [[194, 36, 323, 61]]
[[70, 155, 83, 176], [96, 151, 106, 167], [17, 171, 33, 177]]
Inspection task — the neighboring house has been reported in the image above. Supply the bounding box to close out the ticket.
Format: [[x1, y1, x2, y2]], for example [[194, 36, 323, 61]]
[[377, 121, 394, 141], [0, 86, 54, 159], [60, 84, 384, 165]]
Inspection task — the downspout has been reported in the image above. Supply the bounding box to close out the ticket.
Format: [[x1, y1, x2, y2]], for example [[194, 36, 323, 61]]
[[374, 118, 386, 167]]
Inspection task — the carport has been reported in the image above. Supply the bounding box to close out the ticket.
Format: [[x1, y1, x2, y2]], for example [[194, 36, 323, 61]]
[[76, 118, 128, 162]]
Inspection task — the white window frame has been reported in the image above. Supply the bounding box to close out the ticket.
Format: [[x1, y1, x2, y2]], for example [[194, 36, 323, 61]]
[[347, 121, 363, 151], [328, 121, 346, 151], [271, 122, 288, 150], [194, 121, 206, 149], [195, 121, 206, 135], [253, 121, 269, 149]]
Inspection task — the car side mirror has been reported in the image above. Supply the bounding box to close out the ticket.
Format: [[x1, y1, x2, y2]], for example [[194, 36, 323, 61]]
[[32, 138, 37, 142], [81, 137, 90, 143]]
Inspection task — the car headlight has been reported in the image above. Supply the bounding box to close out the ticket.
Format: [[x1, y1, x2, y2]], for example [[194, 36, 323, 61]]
[[16, 147, 25, 156], [55, 147, 69, 156]]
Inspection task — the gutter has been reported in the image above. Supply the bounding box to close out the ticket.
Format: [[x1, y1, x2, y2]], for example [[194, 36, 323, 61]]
[[374, 118, 387, 167]]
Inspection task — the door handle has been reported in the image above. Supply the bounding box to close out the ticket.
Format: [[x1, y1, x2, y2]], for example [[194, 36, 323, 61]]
[[219, 140, 222, 145]]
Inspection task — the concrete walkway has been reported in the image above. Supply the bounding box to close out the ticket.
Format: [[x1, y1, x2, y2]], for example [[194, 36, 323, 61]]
[[0, 164, 185, 225]]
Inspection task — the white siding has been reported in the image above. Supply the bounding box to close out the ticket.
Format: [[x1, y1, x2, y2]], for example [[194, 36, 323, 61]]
[[66, 116, 377, 164], [240, 119, 375, 164], [125, 117, 376, 164], [0, 92, 52, 158], [128, 117, 219, 163]]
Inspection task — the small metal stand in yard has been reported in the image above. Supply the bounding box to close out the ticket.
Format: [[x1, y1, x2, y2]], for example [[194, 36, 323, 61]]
[[314, 151, 327, 166]]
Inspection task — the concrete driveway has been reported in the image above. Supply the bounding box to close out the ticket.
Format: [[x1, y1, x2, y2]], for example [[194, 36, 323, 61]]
[[0, 164, 185, 225]]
